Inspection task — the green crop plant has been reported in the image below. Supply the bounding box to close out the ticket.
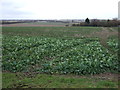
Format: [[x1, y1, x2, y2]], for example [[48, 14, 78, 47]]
[[107, 38, 119, 52], [2, 35, 118, 75]]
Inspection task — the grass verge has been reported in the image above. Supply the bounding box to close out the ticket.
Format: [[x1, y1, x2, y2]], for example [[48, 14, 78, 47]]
[[2, 72, 119, 88]]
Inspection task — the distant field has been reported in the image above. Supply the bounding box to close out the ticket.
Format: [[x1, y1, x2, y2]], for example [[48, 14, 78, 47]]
[[2, 26, 102, 37], [21, 22, 67, 25], [2, 26, 119, 88], [1, 22, 67, 27]]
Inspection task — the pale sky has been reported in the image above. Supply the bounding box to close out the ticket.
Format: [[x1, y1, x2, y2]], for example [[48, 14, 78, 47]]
[[0, 0, 119, 20]]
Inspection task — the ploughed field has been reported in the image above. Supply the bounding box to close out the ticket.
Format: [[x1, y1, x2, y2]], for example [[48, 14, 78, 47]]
[[2, 26, 119, 88]]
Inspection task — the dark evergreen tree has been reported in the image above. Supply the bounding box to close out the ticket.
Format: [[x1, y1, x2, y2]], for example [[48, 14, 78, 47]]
[[107, 19, 110, 22], [85, 18, 90, 24]]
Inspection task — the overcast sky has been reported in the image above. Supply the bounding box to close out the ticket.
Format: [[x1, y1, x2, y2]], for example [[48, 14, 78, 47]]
[[0, 0, 119, 20]]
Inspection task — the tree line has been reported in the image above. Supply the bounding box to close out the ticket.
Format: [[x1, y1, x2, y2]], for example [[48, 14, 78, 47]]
[[72, 18, 119, 27]]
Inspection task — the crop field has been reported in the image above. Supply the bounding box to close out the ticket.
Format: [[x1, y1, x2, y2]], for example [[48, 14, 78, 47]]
[[1, 22, 66, 27], [2, 26, 119, 88], [21, 22, 67, 25]]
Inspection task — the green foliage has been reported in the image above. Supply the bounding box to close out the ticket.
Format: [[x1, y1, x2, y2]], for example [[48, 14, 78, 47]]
[[2, 27, 101, 37], [40, 40, 118, 75], [85, 18, 90, 24], [2, 36, 118, 75], [3, 73, 118, 88], [2, 26, 118, 88], [107, 38, 119, 52]]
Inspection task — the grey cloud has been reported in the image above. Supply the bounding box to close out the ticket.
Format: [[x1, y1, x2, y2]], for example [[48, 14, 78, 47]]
[[1, 0, 34, 19]]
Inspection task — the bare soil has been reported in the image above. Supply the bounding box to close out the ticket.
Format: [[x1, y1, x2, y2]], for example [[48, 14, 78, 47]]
[[1, 24, 65, 27]]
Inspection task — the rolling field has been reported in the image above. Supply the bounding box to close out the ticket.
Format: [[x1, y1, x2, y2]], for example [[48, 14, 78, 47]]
[[1, 22, 66, 27], [2, 26, 119, 88]]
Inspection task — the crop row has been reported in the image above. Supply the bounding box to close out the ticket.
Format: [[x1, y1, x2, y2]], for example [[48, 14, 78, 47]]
[[2, 36, 118, 75], [2, 36, 95, 72], [40, 41, 118, 75]]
